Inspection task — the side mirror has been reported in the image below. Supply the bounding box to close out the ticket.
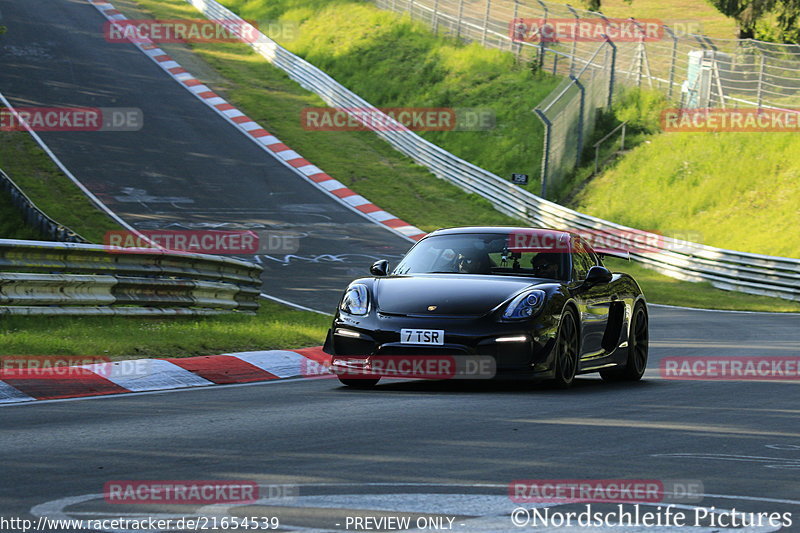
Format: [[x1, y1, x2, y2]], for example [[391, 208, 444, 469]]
[[585, 265, 613, 285], [370, 259, 389, 277]]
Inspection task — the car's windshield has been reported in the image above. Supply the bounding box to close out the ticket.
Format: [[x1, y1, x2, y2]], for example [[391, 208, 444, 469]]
[[392, 232, 569, 279]]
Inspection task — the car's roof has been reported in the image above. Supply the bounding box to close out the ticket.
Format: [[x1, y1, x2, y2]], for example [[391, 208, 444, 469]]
[[428, 226, 574, 238]]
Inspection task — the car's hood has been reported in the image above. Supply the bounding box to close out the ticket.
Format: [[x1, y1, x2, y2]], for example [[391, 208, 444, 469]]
[[373, 275, 544, 316]]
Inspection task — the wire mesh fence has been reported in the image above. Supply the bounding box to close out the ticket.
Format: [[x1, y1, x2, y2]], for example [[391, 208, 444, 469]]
[[375, 0, 800, 108], [373, 0, 800, 196], [534, 39, 615, 196]]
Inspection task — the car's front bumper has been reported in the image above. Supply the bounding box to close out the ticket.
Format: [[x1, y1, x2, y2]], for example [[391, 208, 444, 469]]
[[325, 312, 561, 379]]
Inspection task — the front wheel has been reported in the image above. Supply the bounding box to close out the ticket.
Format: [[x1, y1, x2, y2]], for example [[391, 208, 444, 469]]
[[601, 302, 648, 382], [337, 377, 380, 389], [551, 309, 580, 388]]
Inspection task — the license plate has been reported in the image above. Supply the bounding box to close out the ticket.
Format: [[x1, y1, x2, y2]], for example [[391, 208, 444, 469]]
[[400, 329, 444, 345]]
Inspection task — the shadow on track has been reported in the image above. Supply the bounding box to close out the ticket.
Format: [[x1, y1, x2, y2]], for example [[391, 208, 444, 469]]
[[331, 377, 664, 395]]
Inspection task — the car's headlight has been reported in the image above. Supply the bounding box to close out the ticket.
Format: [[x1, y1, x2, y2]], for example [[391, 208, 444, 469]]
[[502, 289, 546, 320], [340, 284, 369, 315]]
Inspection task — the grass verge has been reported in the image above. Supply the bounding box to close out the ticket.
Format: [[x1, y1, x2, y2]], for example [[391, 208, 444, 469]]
[[0, 300, 330, 358], [0, 190, 44, 240], [0, 131, 123, 243], [574, 129, 800, 258], [596, 0, 739, 39], [604, 258, 800, 312]]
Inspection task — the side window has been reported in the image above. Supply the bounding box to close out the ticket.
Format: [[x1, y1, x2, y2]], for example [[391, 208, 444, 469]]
[[572, 240, 594, 280], [582, 239, 602, 268]]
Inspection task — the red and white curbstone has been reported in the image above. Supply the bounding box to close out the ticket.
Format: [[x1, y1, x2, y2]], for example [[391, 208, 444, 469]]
[[0, 347, 332, 404], [87, 0, 426, 242]]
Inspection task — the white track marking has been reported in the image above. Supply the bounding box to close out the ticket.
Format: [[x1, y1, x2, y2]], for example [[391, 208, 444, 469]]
[[33, 483, 797, 533], [82, 359, 213, 392], [225, 350, 309, 378], [0, 381, 35, 404], [649, 303, 800, 316], [259, 293, 332, 315]]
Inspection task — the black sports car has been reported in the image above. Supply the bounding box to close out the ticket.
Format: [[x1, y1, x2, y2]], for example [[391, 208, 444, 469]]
[[323, 227, 648, 388]]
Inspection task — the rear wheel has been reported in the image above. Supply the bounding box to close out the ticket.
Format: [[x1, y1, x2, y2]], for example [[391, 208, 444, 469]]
[[601, 302, 648, 382], [337, 377, 380, 389], [551, 309, 580, 388]]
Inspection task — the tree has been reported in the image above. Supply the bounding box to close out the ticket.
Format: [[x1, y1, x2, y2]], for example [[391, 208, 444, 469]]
[[580, 0, 799, 42], [580, 0, 633, 13], [709, 0, 800, 41]]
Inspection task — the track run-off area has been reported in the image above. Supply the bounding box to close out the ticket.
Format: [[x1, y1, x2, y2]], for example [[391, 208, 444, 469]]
[[0, 0, 798, 531]]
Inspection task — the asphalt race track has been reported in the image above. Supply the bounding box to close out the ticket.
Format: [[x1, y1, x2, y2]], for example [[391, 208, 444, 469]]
[[1, 308, 800, 532], [1, 0, 799, 532]]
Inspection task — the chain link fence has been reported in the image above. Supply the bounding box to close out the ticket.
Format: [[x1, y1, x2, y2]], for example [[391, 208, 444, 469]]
[[534, 39, 614, 196], [372, 0, 800, 195]]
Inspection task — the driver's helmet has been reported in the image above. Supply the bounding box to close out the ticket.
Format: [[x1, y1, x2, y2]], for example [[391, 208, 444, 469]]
[[531, 252, 562, 278], [456, 249, 490, 274]]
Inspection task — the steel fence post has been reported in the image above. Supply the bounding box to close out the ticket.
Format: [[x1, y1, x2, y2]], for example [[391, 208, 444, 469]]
[[626, 18, 648, 88], [535, 0, 549, 69], [512, 0, 520, 57], [572, 75, 585, 168], [757, 54, 765, 109], [539, 40, 547, 70], [533, 109, 552, 198], [566, 4, 579, 77], [536, 0, 548, 20], [594, 143, 601, 175], [606, 37, 616, 107], [432, 0, 439, 32], [663, 25, 678, 100], [482, 0, 492, 46], [637, 39, 644, 87], [456, 0, 464, 38]]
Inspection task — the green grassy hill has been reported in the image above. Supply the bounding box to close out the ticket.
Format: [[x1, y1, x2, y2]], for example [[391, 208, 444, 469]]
[[222, 0, 560, 184], [574, 131, 800, 257], [597, 0, 738, 39]]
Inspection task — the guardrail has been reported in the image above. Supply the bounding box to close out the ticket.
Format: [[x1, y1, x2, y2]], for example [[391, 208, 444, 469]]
[[0, 169, 87, 243], [182, 0, 800, 302], [0, 239, 263, 315]]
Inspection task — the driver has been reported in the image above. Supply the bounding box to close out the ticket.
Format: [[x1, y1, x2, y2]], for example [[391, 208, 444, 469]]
[[531, 252, 562, 279], [456, 249, 491, 274]]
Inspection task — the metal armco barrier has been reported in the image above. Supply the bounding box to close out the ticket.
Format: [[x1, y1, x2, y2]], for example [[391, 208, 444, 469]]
[[0, 169, 87, 243], [0, 240, 263, 315], [183, 0, 800, 302]]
